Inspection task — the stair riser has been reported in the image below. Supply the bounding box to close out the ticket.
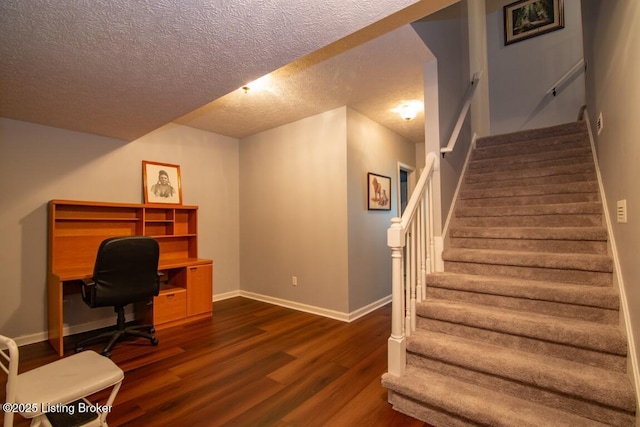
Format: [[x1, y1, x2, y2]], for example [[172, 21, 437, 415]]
[[476, 123, 587, 147], [444, 261, 612, 286], [456, 203, 602, 218], [387, 392, 476, 427], [477, 132, 588, 149], [449, 237, 608, 254], [458, 192, 600, 207], [465, 163, 595, 184], [450, 227, 608, 241], [407, 353, 634, 426], [468, 155, 593, 175], [473, 139, 589, 161], [464, 173, 596, 191], [469, 148, 592, 171], [425, 287, 619, 324], [460, 182, 599, 200], [454, 214, 602, 227]]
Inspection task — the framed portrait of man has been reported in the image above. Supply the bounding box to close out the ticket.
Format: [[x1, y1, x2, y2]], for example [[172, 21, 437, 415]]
[[143, 161, 183, 205]]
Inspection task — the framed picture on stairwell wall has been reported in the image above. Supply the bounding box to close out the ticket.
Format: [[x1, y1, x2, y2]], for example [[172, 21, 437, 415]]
[[504, 0, 564, 45], [367, 173, 391, 211]]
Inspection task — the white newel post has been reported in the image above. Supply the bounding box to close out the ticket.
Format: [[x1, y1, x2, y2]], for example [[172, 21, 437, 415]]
[[387, 217, 406, 376]]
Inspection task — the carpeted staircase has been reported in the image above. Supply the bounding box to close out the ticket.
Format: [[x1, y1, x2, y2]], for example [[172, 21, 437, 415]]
[[382, 121, 638, 426]]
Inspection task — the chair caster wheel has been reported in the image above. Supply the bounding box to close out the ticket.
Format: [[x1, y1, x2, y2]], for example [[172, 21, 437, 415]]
[[151, 337, 159, 346], [75, 347, 83, 353]]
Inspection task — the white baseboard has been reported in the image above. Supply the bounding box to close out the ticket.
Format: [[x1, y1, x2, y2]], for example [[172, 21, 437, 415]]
[[213, 290, 241, 301], [12, 316, 120, 348], [239, 290, 391, 322], [583, 110, 640, 403], [12, 292, 390, 348]]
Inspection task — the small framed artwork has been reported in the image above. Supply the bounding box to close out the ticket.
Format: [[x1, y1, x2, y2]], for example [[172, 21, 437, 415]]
[[504, 0, 564, 46], [367, 173, 391, 211], [143, 161, 182, 205]]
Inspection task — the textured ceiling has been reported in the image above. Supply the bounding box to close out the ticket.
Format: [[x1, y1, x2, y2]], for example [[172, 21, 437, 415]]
[[0, 0, 456, 142], [176, 25, 434, 142]]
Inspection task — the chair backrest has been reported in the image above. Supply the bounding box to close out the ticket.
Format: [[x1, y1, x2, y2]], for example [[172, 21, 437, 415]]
[[87, 236, 160, 308], [1, 335, 19, 426]]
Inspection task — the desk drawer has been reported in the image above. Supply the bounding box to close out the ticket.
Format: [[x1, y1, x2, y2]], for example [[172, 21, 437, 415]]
[[154, 288, 187, 325]]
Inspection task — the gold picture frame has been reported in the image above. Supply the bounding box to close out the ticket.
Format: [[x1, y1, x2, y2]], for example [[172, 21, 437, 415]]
[[504, 0, 564, 45]]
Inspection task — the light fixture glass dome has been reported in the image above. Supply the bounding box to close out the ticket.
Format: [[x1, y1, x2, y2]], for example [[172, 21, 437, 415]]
[[393, 101, 422, 121]]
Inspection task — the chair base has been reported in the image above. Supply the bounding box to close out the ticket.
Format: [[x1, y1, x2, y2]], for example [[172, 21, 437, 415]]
[[75, 306, 158, 357]]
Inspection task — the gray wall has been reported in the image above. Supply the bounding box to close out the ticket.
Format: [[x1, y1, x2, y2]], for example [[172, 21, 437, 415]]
[[239, 107, 350, 313], [486, 0, 586, 134], [239, 106, 416, 316], [0, 119, 240, 342], [346, 108, 416, 312], [412, 1, 471, 228], [581, 0, 640, 388]]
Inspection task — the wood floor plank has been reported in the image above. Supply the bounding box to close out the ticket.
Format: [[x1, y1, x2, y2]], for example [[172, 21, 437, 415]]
[[1, 297, 432, 427]]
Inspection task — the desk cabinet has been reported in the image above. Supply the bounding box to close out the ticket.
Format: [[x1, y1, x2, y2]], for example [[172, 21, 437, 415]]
[[187, 264, 213, 316], [138, 261, 213, 329], [48, 199, 213, 356]]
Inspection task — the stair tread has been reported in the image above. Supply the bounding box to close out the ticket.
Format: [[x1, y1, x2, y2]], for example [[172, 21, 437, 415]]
[[383, 367, 610, 427], [406, 329, 635, 412], [442, 247, 613, 272], [416, 299, 627, 355], [426, 272, 619, 309]]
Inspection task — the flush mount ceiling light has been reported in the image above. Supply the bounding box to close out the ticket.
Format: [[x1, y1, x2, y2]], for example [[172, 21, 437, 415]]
[[393, 101, 422, 121], [239, 74, 271, 94]]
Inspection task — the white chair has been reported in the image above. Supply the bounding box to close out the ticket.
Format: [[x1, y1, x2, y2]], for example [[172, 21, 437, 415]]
[[1, 335, 124, 427]]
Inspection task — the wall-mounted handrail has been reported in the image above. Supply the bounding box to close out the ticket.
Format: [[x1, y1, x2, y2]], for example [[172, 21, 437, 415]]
[[545, 58, 585, 97], [440, 71, 482, 157]]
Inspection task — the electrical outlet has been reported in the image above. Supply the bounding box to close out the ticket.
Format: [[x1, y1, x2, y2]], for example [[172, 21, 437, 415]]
[[597, 112, 604, 135], [292, 276, 298, 286], [617, 200, 627, 223]]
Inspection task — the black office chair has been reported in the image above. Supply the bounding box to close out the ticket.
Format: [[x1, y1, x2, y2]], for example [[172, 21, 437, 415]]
[[75, 236, 160, 357]]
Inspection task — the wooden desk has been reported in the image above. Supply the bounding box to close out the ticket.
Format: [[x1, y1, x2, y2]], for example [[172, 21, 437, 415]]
[[47, 200, 213, 356]]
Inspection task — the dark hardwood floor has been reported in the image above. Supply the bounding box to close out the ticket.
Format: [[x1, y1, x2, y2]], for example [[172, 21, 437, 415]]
[[2, 297, 432, 427]]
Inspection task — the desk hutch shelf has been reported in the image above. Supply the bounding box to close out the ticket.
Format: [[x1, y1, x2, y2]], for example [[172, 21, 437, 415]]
[[47, 199, 213, 356]]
